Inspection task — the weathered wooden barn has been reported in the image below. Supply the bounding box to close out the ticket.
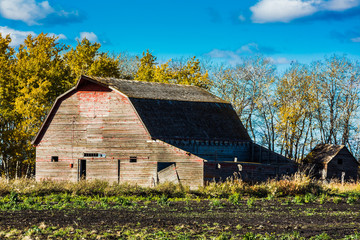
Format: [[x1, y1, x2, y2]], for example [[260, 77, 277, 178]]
[[304, 144, 359, 181], [33, 75, 296, 188]]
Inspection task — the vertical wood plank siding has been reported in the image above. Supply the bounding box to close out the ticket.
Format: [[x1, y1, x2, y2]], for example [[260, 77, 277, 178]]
[[36, 81, 204, 189], [326, 148, 358, 181]]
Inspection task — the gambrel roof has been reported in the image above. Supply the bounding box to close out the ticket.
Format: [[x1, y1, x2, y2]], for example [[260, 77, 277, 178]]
[[89, 76, 227, 103], [33, 75, 251, 145]]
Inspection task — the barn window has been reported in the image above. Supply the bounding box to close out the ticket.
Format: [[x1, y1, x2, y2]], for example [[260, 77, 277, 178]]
[[338, 159, 343, 165], [51, 156, 58, 162], [130, 156, 137, 162], [83, 153, 106, 158]]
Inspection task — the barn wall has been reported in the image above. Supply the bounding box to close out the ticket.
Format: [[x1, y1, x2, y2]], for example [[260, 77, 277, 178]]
[[166, 140, 251, 162], [252, 144, 293, 165], [178, 141, 297, 182], [35, 81, 204, 189], [204, 161, 295, 182], [326, 148, 358, 181]]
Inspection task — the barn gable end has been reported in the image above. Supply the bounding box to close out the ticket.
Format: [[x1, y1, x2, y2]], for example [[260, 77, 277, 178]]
[[34, 76, 205, 187]]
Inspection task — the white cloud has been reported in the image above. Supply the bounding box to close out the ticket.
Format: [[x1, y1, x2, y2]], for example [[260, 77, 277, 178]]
[[206, 43, 270, 65], [238, 43, 259, 53], [78, 32, 99, 42], [351, 37, 360, 42], [206, 43, 292, 66], [267, 57, 292, 64], [324, 0, 360, 11], [48, 33, 67, 40], [250, 0, 318, 23], [0, 26, 35, 46], [238, 14, 246, 22], [206, 49, 242, 65], [0, 0, 54, 25], [250, 0, 360, 23], [0, 26, 67, 46]]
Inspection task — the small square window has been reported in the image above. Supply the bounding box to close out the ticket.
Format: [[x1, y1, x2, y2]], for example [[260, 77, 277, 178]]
[[51, 156, 58, 162], [130, 156, 137, 163]]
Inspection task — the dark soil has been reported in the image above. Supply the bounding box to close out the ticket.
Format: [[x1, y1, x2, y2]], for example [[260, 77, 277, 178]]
[[0, 200, 359, 238]]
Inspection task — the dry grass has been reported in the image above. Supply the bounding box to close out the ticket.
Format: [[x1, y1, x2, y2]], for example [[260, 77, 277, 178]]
[[0, 172, 358, 198], [267, 172, 322, 196]]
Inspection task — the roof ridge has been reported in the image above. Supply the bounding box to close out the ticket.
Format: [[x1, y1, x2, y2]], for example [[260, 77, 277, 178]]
[[83, 75, 227, 103], [85, 75, 204, 89]]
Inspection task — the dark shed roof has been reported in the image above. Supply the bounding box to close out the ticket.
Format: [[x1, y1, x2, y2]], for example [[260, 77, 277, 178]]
[[304, 144, 347, 164]]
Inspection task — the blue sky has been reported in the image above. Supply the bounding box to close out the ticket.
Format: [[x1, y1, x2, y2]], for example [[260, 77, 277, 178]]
[[0, 0, 360, 67]]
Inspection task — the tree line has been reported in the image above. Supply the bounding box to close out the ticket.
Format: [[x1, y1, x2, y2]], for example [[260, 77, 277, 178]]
[[212, 56, 360, 162], [0, 33, 359, 178]]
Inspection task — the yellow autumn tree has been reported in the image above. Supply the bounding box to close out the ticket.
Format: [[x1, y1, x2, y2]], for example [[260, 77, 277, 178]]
[[0, 34, 18, 178], [276, 63, 317, 161], [136, 50, 209, 88], [170, 56, 210, 88], [12, 33, 73, 178], [64, 38, 121, 80]]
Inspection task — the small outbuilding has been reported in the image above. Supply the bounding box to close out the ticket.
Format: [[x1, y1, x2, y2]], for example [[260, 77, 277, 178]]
[[304, 144, 359, 181], [32, 75, 296, 188]]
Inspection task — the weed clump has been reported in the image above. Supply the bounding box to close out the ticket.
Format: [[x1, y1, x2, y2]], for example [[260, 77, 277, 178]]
[[267, 172, 322, 197]]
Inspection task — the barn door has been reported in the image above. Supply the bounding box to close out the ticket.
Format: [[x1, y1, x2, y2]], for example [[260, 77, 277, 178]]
[[78, 159, 86, 180], [118, 160, 121, 183], [157, 162, 179, 184]]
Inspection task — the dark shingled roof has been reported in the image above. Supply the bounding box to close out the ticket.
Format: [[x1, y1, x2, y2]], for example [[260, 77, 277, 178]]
[[87, 76, 227, 103], [130, 99, 250, 140], [304, 144, 345, 164], [84, 76, 251, 141]]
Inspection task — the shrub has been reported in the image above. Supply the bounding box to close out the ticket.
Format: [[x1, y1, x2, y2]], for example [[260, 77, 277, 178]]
[[304, 193, 317, 203], [347, 195, 358, 205], [157, 194, 170, 206], [228, 193, 242, 205], [247, 197, 255, 208], [293, 195, 304, 204], [209, 199, 224, 208], [333, 197, 342, 204], [318, 194, 327, 204]]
